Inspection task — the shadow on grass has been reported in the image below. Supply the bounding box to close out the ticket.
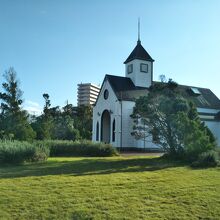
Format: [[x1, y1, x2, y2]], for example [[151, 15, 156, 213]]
[[0, 157, 185, 179]]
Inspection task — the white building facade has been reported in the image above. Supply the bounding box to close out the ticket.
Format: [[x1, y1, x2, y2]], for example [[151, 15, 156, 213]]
[[92, 39, 220, 149], [77, 83, 100, 106]]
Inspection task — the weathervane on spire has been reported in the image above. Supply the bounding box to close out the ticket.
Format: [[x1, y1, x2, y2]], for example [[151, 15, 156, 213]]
[[137, 17, 141, 44]]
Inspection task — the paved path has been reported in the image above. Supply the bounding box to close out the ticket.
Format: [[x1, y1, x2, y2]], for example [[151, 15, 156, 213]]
[[120, 152, 164, 157]]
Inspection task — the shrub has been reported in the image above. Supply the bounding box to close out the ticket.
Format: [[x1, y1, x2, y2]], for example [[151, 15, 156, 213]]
[[31, 143, 50, 162], [191, 150, 220, 168], [0, 141, 49, 164], [43, 140, 118, 157], [184, 133, 216, 162]]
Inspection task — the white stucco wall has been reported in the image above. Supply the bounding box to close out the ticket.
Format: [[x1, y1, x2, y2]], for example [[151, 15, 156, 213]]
[[121, 101, 135, 147], [197, 108, 219, 114], [125, 59, 152, 88], [134, 137, 160, 149], [93, 84, 160, 149], [92, 80, 121, 147], [203, 120, 220, 147], [198, 108, 220, 146]]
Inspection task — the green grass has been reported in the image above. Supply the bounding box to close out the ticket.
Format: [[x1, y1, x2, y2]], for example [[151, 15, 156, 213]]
[[0, 156, 220, 219]]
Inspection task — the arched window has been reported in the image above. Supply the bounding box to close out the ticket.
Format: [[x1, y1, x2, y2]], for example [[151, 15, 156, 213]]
[[96, 122, 99, 141], [112, 119, 115, 142], [101, 110, 110, 144]]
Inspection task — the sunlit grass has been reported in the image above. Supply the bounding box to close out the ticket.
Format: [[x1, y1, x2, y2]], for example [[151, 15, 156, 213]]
[[0, 156, 220, 219]]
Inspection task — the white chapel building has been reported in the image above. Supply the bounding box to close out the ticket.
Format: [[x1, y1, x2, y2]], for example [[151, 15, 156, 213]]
[[92, 37, 220, 149]]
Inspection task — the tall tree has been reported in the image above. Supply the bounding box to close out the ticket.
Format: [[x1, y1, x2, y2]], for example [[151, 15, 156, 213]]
[[0, 67, 23, 115], [31, 93, 54, 140], [0, 68, 36, 140]]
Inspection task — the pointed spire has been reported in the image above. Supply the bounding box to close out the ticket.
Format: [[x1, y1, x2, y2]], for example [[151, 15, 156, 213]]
[[137, 17, 141, 45], [124, 18, 154, 64]]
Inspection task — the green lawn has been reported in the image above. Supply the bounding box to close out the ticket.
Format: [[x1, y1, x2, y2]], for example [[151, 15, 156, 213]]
[[0, 156, 220, 220]]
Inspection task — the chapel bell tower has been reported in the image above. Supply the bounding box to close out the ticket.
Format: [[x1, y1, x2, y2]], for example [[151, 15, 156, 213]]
[[124, 20, 154, 88]]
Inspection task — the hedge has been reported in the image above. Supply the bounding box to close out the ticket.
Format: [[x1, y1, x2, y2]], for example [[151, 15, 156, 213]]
[[42, 140, 118, 157], [0, 141, 49, 164]]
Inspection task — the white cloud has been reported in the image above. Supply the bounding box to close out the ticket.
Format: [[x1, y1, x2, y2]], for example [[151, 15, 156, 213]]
[[26, 100, 40, 108], [23, 100, 42, 116]]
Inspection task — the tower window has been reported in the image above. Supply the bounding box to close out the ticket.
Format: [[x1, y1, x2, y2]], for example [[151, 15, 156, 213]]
[[140, 63, 148, 73], [128, 64, 133, 74]]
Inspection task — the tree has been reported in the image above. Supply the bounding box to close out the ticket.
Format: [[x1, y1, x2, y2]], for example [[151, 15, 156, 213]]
[[31, 93, 54, 140], [0, 67, 23, 115], [42, 93, 51, 116], [51, 114, 80, 140], [131, 114, 151, 149], [0, 68, 36, 140], [131, 80, 216, 160], [32, 94, 82, 141], [74, 105, 92, 140]]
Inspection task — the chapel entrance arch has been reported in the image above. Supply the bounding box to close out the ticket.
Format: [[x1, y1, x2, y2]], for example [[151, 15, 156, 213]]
[[101, 110, 110, 144]]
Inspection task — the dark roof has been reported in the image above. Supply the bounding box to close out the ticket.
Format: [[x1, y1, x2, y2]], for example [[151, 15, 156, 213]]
[[105, 74, 144, 92], [105, 75, 137, 92], [105, 74, 149, 101], [184, 86, 220, 110], [152, 82, 220, 110], [104, 74, 220, 110], [124, 40, 154, 64]]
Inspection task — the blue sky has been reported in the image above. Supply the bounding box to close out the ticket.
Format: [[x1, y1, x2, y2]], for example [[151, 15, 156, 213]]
[[0, 0, 220, 113]]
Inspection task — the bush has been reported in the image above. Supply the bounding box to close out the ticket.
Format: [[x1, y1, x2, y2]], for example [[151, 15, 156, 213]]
[[31, 142, 50, 162], [191, 150, 220, 168], [42, 140, 118, 157], [0, 141, 49, 164]]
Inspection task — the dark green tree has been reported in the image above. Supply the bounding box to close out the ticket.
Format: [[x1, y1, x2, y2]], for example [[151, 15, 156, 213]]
[[32, 95, 81, 141], [131, 80, 216, 160], [0, 67, 23, 115], [0, 67, 36, 140], [74, 105, 92, 140], [51, 114, 80, 140], [31, 93, 54, 140]]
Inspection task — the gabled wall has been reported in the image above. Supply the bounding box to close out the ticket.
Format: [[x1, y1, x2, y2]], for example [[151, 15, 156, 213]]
[[92, 80, 121, 147]]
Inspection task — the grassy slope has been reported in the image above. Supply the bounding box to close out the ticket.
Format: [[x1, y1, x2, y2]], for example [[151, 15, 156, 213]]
[[0, 157, 220, 220]]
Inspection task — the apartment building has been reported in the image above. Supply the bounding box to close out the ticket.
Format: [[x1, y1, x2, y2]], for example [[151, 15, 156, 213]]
[[77, 83, 100, 106]]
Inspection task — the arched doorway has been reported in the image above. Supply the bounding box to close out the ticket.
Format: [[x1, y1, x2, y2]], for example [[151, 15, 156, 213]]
[[101, 110, 110, 143]]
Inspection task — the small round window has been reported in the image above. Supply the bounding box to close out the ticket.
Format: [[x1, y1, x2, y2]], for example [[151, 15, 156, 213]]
[[104, 89, 109, 100]]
